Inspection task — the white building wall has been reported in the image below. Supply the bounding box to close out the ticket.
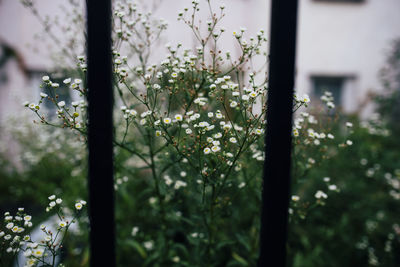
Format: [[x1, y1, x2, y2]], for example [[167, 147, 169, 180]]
[[296, 0, 400, 116]]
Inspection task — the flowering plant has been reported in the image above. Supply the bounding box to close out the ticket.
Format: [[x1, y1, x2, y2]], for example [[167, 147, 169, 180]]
[[0, 196, 86, 267], [11, 0, 354, 265]]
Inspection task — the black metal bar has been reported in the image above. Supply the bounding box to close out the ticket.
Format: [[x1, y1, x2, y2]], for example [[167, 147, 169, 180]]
[[87, 0, 116, 266], [258, 1, 298, 266]]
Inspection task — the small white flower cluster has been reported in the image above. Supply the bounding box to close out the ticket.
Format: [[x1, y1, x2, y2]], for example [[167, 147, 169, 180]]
[[114, 176, 129, 191], [0, 208, 32, 255], [25, 76, 86, 129], [294, 93, 311, 108], [314, 190, 328, 200], [320, 91, 335, 109], [74, 199, 87, 210], [0, 195, 86, 266], [162, 175, 188, 190], [46, 194, 63, 212], [385, 171, 400, 200], [360, 113, 391, 136]]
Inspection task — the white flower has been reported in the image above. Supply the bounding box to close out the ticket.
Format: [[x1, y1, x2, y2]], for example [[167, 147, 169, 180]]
[[302, 94, 310, 103], [56, 198, 62, 204], [59, 221, 67, 228], [51, 83, 59, 88], [0, 231, 4, 238], [327, 133, 334, 139], [6, 222, 14, 229], [49, 201, 56, 207], [315, 190, 328, 199], [42, 76, 50, 82], [163, 175, 173, 186], [207, 112, 214, 118], [12, 226, 19, 233], [155, 130, 162, 137], [44, 235, 52, 242], [230, 101, 238, 108], [346, 122, 353, 128], [249, 91, 257, 98], [346, 140, 353, 146], [174, 180, 187, 189], [328, 184, 338, 191], [199, 121, 209, 128], [174, 114, 183, 121], [229, 137, 237, 143], [32, 248, 44, 258], [40, 92, 48, 98], [255, 129, 264, 135], [204, 147, 211, 154], [238, 182, 246, 189], [63, 78, 71, 84], [130, 110, 137, 117], [323, 177, 331, 182], [144, 241, 154, 250], [180, 171, 187, 177], [131, 227, 139, 237], [75, 202, 83, 210], [185, 128, 192, 134], [214, 133, 222, 139], [242, 95, 249, 101], [211, 146, 221, 153], [206, 125, 215, 131], [58, 101, 66, 107], [163, 118, 172, 124], [291, 195, 300, 202], [4, 234, 11, 240]]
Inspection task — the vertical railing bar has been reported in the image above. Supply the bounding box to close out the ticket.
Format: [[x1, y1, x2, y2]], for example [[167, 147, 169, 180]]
[[258, 0, 298, 266], [87, 0, 116, 266]]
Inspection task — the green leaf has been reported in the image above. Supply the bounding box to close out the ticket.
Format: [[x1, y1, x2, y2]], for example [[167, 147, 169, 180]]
[[126, 240, 147, 259], [232, 252, 248, 266]]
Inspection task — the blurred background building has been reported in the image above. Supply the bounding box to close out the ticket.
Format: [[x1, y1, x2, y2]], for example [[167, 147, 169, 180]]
[[1, 0, 400, 127]]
